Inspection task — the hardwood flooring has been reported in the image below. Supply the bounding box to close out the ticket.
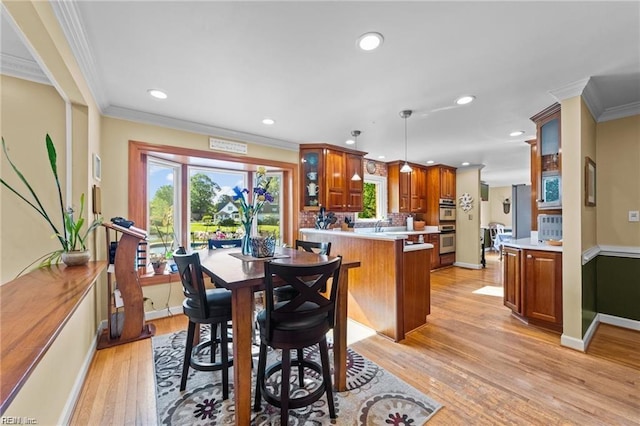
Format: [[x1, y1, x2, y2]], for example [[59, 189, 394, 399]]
[[71, 252, 640, 425]]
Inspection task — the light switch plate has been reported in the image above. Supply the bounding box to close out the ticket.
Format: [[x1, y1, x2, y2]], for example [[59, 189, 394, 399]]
[[629, 210, 639, 222]]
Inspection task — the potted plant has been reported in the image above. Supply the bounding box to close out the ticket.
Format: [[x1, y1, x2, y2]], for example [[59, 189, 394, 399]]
[[1, 134, 102, 268], [149, 224, 174, 274]]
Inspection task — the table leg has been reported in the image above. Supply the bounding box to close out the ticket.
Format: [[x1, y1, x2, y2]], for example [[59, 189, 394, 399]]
[[333, 266, 349, 391], [231, 286, 254, 424]]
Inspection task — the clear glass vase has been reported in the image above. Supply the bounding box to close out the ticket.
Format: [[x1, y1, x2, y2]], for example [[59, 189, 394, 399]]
[[241, 220, 253, 255]]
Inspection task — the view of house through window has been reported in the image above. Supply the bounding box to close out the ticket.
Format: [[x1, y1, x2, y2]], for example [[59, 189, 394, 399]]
[[146, 159, 284, 269]]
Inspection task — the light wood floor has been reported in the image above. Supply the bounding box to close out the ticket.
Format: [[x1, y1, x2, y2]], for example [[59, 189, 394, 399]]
[[71, 252, 640, 425]]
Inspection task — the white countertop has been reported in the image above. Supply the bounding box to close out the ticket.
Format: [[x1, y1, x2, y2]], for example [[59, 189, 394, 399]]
[[300, 228, 436, 251], [502, 238, 563, 252]]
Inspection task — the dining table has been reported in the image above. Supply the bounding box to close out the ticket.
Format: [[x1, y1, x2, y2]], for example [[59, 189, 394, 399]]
[[198, 246, 360, 425]]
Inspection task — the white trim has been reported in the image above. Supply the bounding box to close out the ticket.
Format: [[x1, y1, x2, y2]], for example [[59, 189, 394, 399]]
[[560, 333, 586, 352], [356, 174, 388, 221], [598, 101, 640, 122], [581, 245, 600, 265], [57, 330, 98, 425], [145, 305, 183, 321], [581, 77, 603, 120], [580, 314, 600, 352], [599, 313, 640, 331], [598, 245, 640, 258], [50, 0, 107, 112], [66, 101, 73, 207], [0, 53, 50, 85], [104, 105, 297, 152], [453, 261, 483, 270], [549, 78, 590, 102]]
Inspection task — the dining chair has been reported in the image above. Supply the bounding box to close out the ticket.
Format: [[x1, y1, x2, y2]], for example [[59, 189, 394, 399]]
[[253, 256, 342, 424], [488, 222, 505, 252], [173, 249, 233, 398]]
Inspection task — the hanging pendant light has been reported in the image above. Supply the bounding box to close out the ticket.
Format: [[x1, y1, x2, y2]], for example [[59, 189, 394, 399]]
[[350, 130, 362, 181], [400, 110, 413, 173]]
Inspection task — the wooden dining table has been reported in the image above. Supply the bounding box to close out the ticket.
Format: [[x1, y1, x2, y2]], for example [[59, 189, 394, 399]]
[[198, 247, 360, 425]]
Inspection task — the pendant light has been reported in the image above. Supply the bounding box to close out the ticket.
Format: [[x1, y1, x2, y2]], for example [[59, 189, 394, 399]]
[[399, 110, 413, 173], [350, 130, 362, 181]]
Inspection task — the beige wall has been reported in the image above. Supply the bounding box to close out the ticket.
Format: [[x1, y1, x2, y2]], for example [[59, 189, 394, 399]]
[[484, 186, 512, 227], [580, 100, 597, 250], [101, 116, 299, 312], [0, 76, 67, 282], [596, 114, 640, 247], [455, 166, 482, 267]]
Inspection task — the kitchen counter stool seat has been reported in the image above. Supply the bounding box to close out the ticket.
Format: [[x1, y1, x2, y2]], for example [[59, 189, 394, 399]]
[[173, 249, 233, 399]]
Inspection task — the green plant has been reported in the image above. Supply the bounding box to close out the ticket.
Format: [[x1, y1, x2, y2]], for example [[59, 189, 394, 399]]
[[1, 134, 102, 266]]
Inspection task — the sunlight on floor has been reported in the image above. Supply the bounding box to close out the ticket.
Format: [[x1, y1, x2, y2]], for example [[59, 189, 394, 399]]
[[347, 319, 377, 345], [472, 285, 504, 297]]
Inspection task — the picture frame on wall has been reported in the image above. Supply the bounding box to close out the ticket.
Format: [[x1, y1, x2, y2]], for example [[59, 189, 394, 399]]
[[93, 153, 102, 181], [585, 156, 596, 206]]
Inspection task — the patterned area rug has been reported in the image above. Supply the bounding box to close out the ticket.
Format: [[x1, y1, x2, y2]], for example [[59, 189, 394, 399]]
[[153, 329, 442, 425]]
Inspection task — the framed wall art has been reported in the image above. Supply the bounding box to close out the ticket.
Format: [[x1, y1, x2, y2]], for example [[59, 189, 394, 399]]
[[93, 153, 102, 181], [585, 156, 596, 206]]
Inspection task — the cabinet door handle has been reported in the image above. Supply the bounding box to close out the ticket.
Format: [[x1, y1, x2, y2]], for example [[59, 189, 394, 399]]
[[526, 254, 532, 258]]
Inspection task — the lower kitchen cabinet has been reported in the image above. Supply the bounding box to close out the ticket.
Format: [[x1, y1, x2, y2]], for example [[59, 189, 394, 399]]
[[440, 253, 455, 267], [502, 246, 562, 331], [428, 234, 440, 269]]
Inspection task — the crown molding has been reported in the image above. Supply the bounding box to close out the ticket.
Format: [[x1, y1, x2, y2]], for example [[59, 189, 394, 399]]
[[549, 78, 590, 102], [0, 53, 50, 85], [598, 101, 640, 122], [104, 105, 299, 152], [50, 1, 107, 112]]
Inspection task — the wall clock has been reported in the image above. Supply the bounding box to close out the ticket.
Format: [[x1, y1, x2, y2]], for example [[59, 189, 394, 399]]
[[366, 160, 377, 174]]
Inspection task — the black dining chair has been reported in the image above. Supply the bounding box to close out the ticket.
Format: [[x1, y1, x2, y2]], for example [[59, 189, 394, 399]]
[[253, 256, 342, 424], [273, 240, 331, 302], [173, 248, 233, 398]]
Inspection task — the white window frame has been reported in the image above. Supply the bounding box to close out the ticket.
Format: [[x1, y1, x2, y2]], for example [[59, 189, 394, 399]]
[[355, 174, 388, 222]]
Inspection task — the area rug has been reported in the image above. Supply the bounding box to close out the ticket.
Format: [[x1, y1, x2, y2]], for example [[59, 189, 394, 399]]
[[153, 329, 442, 425]]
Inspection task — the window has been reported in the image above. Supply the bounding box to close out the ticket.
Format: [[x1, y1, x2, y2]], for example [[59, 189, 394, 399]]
[[147, 157, 181, 271], [356, 174, 387, 221]]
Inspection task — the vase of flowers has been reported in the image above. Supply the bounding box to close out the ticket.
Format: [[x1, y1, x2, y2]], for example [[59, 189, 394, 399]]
[[232, 167, 274, 256]]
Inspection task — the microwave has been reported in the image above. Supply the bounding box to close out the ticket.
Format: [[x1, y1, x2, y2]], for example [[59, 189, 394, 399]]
[[538, 171, 561, 210]]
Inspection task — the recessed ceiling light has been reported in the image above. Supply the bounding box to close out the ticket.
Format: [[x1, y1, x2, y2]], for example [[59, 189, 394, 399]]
[[426, 160, 435, 164], [509, 130, 525, 137], [262, 118, 275, 125], [378, 155, 386, 159], [357, 32, 384, 51], [455, 95, 475, 105], [148, 89, 167, 99], [345, 139, 355, 145], [461, 162, 470, 166]]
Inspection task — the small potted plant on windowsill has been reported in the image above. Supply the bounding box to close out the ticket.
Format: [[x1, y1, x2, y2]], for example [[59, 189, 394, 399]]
[[149, 224, 175, 274], [1, 134, 102, 270]]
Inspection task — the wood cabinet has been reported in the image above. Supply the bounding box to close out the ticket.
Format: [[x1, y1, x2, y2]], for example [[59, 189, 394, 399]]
[[502, 246, 562, 330], [502, 246, 521, 313], [424, 165, 457, 225], [403, 248, 431, 334], [523, 249, 562, 328], [528, 103, 562, 229], [300, 144, 366, 212], [388, 161, 426, 213], [428, 233, 440, 269]]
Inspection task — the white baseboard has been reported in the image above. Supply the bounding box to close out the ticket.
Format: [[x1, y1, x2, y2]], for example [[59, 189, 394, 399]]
[[561, 313, 640, 352], [145, 305, 183, 321], [599, 313, 640, 331], [560, 333, 586, 352], [57, 330, 99, 425], [453, 261, 483, 270]]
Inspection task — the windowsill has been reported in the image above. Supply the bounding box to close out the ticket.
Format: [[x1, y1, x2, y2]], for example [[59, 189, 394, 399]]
[[138, 271, 181, 286]]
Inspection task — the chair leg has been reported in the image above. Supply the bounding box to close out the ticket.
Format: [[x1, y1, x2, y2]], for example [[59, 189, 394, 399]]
[[180, 321, 196, 391], [220, 321, 229, 400], [296, 348, 305, 387], [211, 323, 219, 363], [319, 338, 336, 418], [253, 342, 268, 412], [280, 349, 291, 425]]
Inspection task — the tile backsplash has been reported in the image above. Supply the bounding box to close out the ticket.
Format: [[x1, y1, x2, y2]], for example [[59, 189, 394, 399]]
[[299, 211, 410, 230]]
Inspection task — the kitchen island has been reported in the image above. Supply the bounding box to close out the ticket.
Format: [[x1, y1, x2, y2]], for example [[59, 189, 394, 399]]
[[299, 228, 434, 341]]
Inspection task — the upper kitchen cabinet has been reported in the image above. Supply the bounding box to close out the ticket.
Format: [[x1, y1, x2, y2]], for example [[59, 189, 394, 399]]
[[387, 161, 426, 213], [300, 144, 366, 212], [529, 103, 562, 227], [424, 165, 457, 224]]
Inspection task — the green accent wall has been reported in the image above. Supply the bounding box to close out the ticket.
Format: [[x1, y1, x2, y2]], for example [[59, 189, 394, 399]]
[[596, 256, 640, 321], [581, 258, 597, 336]]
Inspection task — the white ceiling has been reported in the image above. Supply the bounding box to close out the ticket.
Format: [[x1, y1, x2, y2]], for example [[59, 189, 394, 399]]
[[3, 1, 640, 187]]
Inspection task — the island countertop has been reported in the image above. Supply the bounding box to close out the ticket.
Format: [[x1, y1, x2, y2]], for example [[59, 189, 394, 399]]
[[299, 228, 436, 251], [502, 237, 563, 252]]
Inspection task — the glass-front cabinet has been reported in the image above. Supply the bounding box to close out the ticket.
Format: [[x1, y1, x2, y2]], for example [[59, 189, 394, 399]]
[[300, 144, 366, 212]]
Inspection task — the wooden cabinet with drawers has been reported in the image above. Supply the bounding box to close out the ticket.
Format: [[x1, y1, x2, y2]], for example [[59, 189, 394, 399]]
[[300, 144, 366, 212]]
